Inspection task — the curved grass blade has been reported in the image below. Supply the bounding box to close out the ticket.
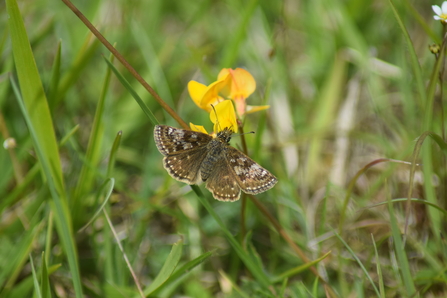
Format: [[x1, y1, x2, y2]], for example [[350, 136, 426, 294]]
[[78, 178, 115, 233], [334, 231, 381, 297], [103, 57, 158, 126], [144, 239, 183, 296], [150, 251, 214, 297], [271, 251, 331, 284]]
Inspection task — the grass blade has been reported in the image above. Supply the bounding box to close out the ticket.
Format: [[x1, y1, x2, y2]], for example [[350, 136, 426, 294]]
[[6, 0, 65, 194], [29, 254, 42, 298], [387, 197, 417, 296], [10, 77, 83, 297], [144, 239, 183, 296], [371, 235, 385, 298], [150, 251, 214, 296], [271, 251, 331, 284], [335, 231, 381, 297], [103, 57, 159, 126], [40, 252, 51, 298], [78, 178, 115, 233], [72, 52, 114, 226]]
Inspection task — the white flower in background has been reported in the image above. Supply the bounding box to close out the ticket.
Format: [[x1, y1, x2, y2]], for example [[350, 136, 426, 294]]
[[433, 2, 447, 22]]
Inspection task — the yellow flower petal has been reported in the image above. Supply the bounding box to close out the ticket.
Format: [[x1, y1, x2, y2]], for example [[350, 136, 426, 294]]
[[217, 68, 230, 80], [218, 68, 256, 100], [245, 105, 270, 114], [188, 81, 207, 109], [189, 123, 208, 134], [210, 100, 238, 133], [200, 74, 232, 112]]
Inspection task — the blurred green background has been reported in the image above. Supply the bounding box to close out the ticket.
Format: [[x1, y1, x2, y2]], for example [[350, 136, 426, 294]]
[[1, 0, 446, 297]]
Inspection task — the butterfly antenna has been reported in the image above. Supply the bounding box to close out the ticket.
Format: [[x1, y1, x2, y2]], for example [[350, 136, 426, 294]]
[[210, 104, 223, 132], [233, 131, 255, 137]]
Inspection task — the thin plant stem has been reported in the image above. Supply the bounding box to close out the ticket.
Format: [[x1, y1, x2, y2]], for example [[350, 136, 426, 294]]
[[103, 210, 145, 298], [439, 25, 447, 211], [440, 24, 446, 141], [238, 123, 249, 241]]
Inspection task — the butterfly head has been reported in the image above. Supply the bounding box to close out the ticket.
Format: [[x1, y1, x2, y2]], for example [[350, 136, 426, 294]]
[[216, 127, 233, 143]]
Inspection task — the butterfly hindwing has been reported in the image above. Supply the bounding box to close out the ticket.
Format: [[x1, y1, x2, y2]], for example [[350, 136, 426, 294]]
[[163, 150, 208, 184], [205, 161, 241, 201], [225, 147, 278, 194]]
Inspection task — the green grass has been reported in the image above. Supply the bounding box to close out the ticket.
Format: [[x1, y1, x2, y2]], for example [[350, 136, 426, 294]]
[[1, 0, 447, 297]]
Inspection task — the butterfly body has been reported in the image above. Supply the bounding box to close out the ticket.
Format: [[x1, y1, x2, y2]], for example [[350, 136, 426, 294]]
[[154, 125, 277, 201], [200, 128, 232, 182]]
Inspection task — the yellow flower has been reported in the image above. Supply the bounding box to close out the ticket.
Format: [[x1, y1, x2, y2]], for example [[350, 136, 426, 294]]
[[189, 100, 238, 135], [187, 74, 232, 112], [210, 100, 238, 133], [188, 68, 270, 124], [189, 123, 209, 134], [218, 68, 270, 117]]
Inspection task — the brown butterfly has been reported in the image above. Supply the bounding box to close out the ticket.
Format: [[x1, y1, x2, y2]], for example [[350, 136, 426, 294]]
[[154, 125, 277, 201]]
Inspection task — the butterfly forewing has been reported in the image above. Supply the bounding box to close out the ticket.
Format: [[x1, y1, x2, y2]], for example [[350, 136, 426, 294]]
[[154, 125, 212, 184], [154, 125, 212, 156], [226, 147, 278, 194]]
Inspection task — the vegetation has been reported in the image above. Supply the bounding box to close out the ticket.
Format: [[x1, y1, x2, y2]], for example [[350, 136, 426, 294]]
[[1, 0, 446, 297]]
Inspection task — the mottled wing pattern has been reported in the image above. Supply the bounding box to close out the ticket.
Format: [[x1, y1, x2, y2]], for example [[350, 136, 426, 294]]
[[154, 125, 212, 156], [205, 161, 241, 201], [154, 125, 278, 201], [162, 153, 206, 184], [226, 147, 277, 195], [154, 125, 212, 184]]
